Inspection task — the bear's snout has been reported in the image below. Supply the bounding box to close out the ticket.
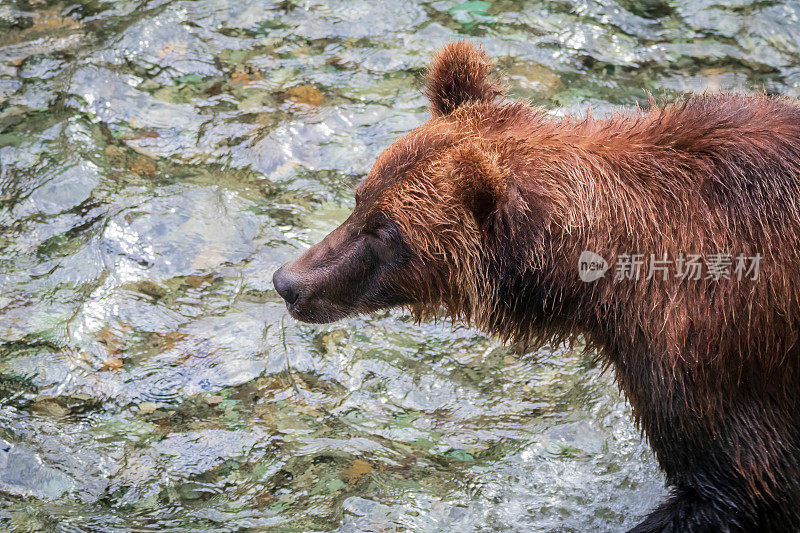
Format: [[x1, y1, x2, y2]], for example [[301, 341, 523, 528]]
[[273, 213, 415, 324], [272, 265, 300, 306], [272, 226, 367, 323]]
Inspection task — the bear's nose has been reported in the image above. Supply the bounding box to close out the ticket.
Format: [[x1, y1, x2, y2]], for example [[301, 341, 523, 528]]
[[273, 266, 300, 306]]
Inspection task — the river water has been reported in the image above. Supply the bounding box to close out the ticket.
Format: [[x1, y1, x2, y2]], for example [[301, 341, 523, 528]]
[[1, 0, 798, 531]]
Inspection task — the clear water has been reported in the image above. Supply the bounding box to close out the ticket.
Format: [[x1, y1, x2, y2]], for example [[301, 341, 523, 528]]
[[1, 0, 798, 531]]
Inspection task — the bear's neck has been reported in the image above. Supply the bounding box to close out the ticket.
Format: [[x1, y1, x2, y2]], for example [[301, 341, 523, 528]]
[[482, 114, 724, 360], [489, 106, 792, 385], [488, 127, 699, 343]]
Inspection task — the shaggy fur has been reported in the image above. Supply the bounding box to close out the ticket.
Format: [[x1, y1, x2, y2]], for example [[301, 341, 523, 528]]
[[274, 42, 800, 531]]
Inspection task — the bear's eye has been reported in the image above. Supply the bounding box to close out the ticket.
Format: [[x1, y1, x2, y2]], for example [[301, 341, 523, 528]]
[[361, 213, 394, 239], [361, 222, 383, 237]]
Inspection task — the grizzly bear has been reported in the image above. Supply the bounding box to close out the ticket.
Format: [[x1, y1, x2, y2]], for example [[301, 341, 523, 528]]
[[273, 41, 800, 532]]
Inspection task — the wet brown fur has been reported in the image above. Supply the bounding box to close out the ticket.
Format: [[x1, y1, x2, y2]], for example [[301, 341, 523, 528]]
[[354, 42, 800, 531]]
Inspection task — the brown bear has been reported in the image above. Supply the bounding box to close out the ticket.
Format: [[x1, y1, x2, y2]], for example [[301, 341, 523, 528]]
[[273, 41, 800, 532]]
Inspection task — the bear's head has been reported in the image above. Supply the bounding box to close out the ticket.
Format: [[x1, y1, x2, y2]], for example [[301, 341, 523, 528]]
[[273, 42, 548, 333]]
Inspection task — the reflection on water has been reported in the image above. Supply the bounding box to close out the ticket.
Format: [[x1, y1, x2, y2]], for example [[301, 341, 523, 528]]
[[0, 0, 798, 531]]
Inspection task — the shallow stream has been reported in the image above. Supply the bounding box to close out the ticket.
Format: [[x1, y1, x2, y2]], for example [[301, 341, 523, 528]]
[[1, 0, 799, 531]]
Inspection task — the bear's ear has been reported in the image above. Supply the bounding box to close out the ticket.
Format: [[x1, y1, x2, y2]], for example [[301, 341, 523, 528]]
[[425, 41, 506, 117], [449, 145, 509, 226]]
